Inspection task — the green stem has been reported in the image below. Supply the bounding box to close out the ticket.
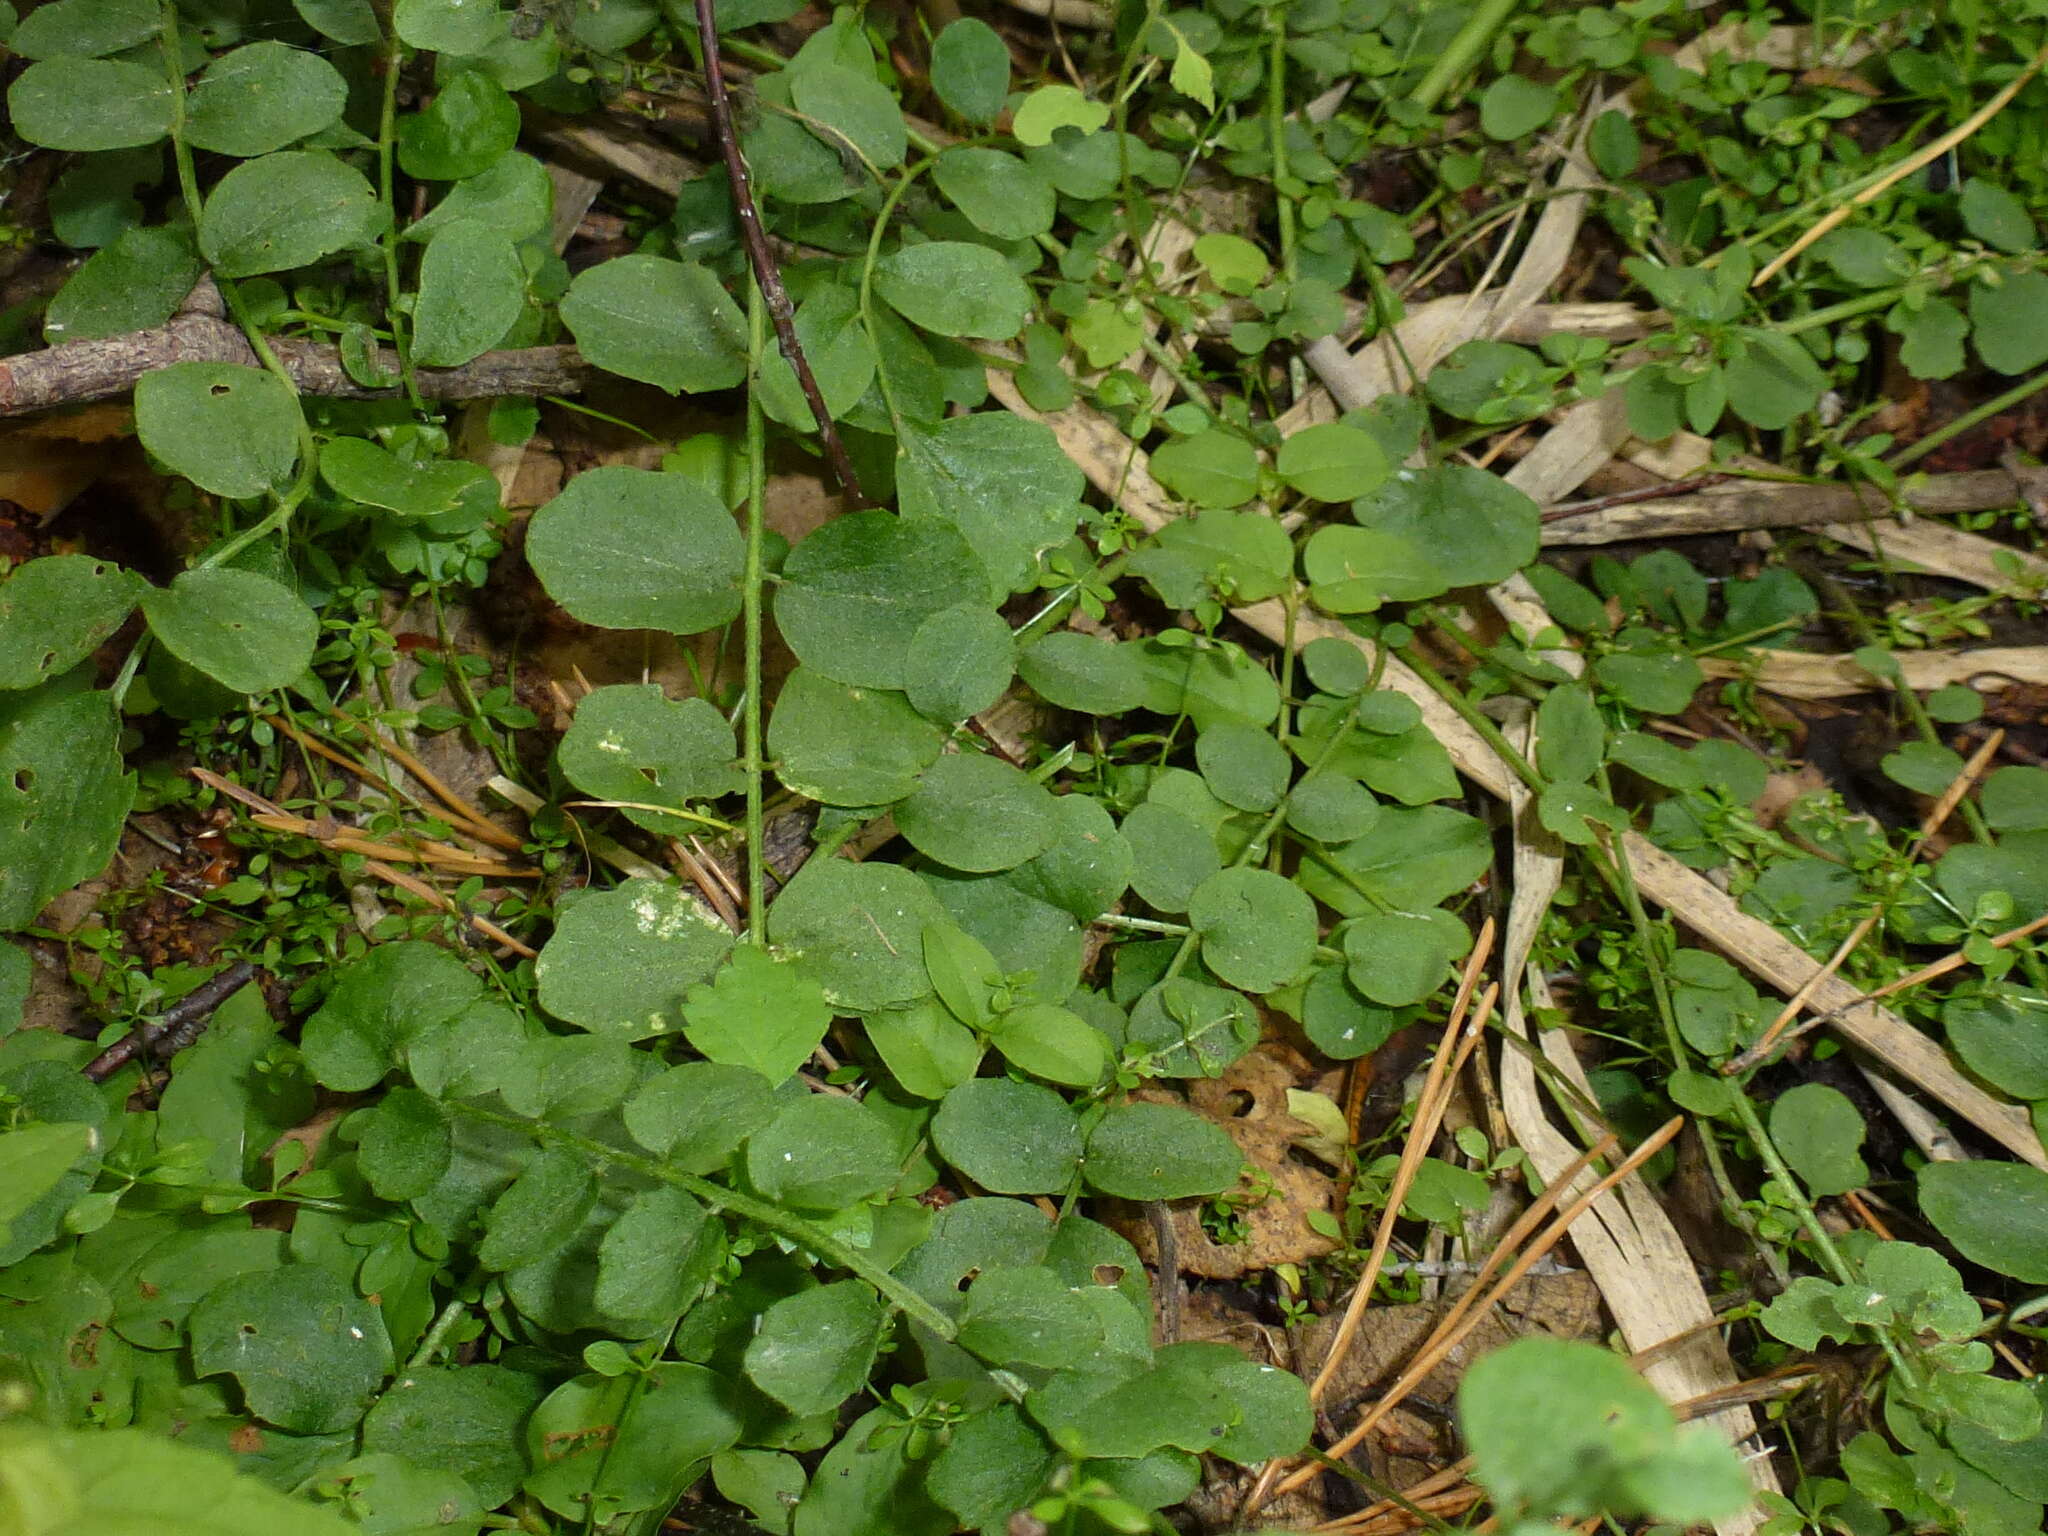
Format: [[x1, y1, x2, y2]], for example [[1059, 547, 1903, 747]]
[[1394, 643, 1543, 792], [857, 154, 940, 431], [1266, 13, 1296, 283], [448, 1101, 958, 1339], [1406, 0, 1521, 111], [1887, 364, 2048, 470], [742, 276, 770, 941], [375, 27, 426, 414]]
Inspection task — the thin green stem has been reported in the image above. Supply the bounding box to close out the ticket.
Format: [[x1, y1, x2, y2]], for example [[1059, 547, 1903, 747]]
[[1406, 0, 1520, 111], [742, 276, 770, 941], [857, 153, 940, 432], [1267, 13, 1296, 283], [1394, 643, 1543, 792], [448, 1101, 958, 1339], [375, 29, 426, 414], [1887, 364, 2048, 470]]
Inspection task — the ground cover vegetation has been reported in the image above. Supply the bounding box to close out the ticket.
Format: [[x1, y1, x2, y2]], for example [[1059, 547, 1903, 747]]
[[3, 0, 2048, 1532]]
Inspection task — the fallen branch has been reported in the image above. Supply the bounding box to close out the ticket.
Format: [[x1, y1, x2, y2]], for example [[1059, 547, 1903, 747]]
[[0, 312, 594, 417], [82, 961, 260, 1083], [1700, 645, 2048, 699]]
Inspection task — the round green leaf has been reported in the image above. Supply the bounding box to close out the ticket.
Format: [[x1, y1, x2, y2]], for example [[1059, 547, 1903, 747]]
[[789, 61, 907, 171], [198, 151, 383, 277], [393, 0, 501, 54], [1982, 766, 2048, 833], [188, 1265, 393, 1433], [356, 1088, 452, 1201], [45, 224, 204, 344], [932, 1077, 1082, 1195], [744, 1281, 887, 1415], [1284, 772, 1379, 843], [478, 1147, 599, 1273], [747, 1094, 901, 1210], [1973, 271, 2048, 376], [767, 667, 944, 807], [1006, 792, 1132, 920], [769, 856, 948, 1012], [1961, 178, 2038, 256], [904, 605, 1014, 722], [140, 568, 317, 695], [1275, 423, 1389, 503], [407, 151, 554, 246], [184, 42, 347, 158], [596, 1186, 721, 1322], [776, 511, 988, 689], [758, 285, 877, 431], [896, 753, 1060, 873], [933, 147, 1056, 240], [957, 1266, 1104, 1369], [560, 254, 749, 394], [1946, 990, 2048, 1101], [362, 1365, 547, 1509], [1769, 1083, 1869, 1197], [1150, 428, 1260, 508], [526, 466, 744, 634], [896, 411, 1084, 598], [1350, 463, 1539, 595], [398, 70, 519, 180], [558, 683, 742, 835], [1920, 1161, 2048, 1281], [875, 242, 1032, 340], [0, 556, 143, 692], [133, 361, 300, 500], [411, 219, 525, 367], [1480, 74, 1560, 140], [11, 0, 159, 59], [1017, 632, 1146, 715], [1123, 802, 1222, 914], [1342, 908, 1470, 1006], [1725, 329, 1827, 429], [623, 1060, 776, 1171], [1302, 965, 1399, 1059], [7, 58, 171, 150], [1083, 1101, 1242, 1200], [930, 18, 1010, 124], [1189, 868, 1316, 994], [0, 691, 133, 931], [987, 1003, 1110, 1088], [536, 879, 734, 1039], [1195, 720, 1292, 812]]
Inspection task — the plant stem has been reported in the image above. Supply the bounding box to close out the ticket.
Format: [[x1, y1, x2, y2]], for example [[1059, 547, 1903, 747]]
[[1887, 364, 2048, 470], [1394, 643, 1543, 792], [742, 276, 770, 942], [1407, 0, 1520, 111], [448, 1101, 958, 1339], [692, 0, 866, 504], [375, 26, 426, 414], [1267, 12, 1296, 283]]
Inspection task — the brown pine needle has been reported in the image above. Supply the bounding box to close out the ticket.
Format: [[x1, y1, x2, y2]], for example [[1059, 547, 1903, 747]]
[[361, 858, 538, 958], [319, 714, 526, 852]]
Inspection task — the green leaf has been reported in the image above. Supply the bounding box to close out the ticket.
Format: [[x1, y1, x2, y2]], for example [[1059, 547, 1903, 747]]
[[478, 1146, 596, 1271], [1460, 1336, 1748, 1524], [597, 1185, 720, 1322], [362, 1365, 546, 1509], [927, 1404, 1055, 1529], [1151, 429, 1260, 508], [1893, 296, 1969, 380], [44, 223, 204, 343], [6, 58, 170, 150], [0, 1122, 94, 1245], [1007, 793, 1132, 920], [140, 568, 317, 694], [745, 1281, 887, 1414], [1017, 632, 1147, 715], [714, 1449, 808, 1536], [904, 606, 1014, 723], [1132, 508, 1294, 607], [1961, 178, 2037, 254], [622, 1060, 776, 1170], [679, 947, 831, 1087], [10, 0, 157, 57], [398, 70, 518, 180], [536, 879, 734, 1039], [1350, 463, 1539, 595], [1009, 83, 1110, 146], [188, 1265, 393, 1434], [299, 940, 482, 1090], [1122, 802, 1222, 915], [1298, 804, 1489, 914], [393, 0, 502, 54], [1769, 1082, 1868, 1197], [357, 1088, 452, 1201], [767, 667, 943, 807], [1536, 682, 1606, 785], [758, 285, 876, 431], [0, 556, 142, 691], [1189, 868, 1316, 994], [1301, 965, 1398, 1060], [1920, 1161, 2048, 1281], [1589, 109, 1640, 178], [1084, 1102, 1241, 1200], [896, 411, 1083, 596], [1343, 908, 1469, 1006], [748, 1094, 901, 1210], [1593, 646, 1703, 714], [560, 255, 748, 394], [319, 436, 495, 518], [557, 683, 742, 834], [1276, 423, 1390, 503], [896, 753, 1060, 873], [1285, 772, 1379, 844], [1191, 232, 1270, 295], [929, 17, 1010, 124], [133, 362, 300, 500], [1152, 1342, 1311, 1464], [184, 42, 347, 158], [788, 60, 906, 171], [1069, 297, 1146, 369], [932, 1077, 1082, 1195], [526, 465, 744, 634], [775, 511, 988, 689], [197, 151, 383, 277], [771, 857, 947, 1012], [792, 1404, 953, 1536], [933, 146, 1056, 240], [957, 1266, 1103, 1368], [410, 219, 524, 366], [1947, 989, 2048, 1100], [865, 1000, 983, 1098], [1971, 272, 2048, 375], [987, 1003, 1110, 1088], [1815, 227, 1913, 288], [1725, 329, 1826, 429], [1982, 766, 2048, 832], [875, 242, 1032, 340], [1195, 719, 1291, 812], [295, 0, 381, 45], [1480, 74, 1560, 139], [409, 151, 553, 247], [526, 1365, 744, 1524], [1137, 637, 1279, 730]]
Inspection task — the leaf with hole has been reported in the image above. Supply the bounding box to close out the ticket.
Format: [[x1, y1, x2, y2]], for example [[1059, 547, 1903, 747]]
[[187, 1265, 393, 1434], [0, 557, 143, 692], [134, 362, 300, 501], [557, 684, 741, 835]]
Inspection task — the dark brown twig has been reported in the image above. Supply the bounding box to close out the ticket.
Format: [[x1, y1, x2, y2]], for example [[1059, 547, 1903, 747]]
[[82, 961, 260, 1083], [0, 313, 594, 417], [1539, 473, 1733, 522], [692, 0, 868, 506]]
